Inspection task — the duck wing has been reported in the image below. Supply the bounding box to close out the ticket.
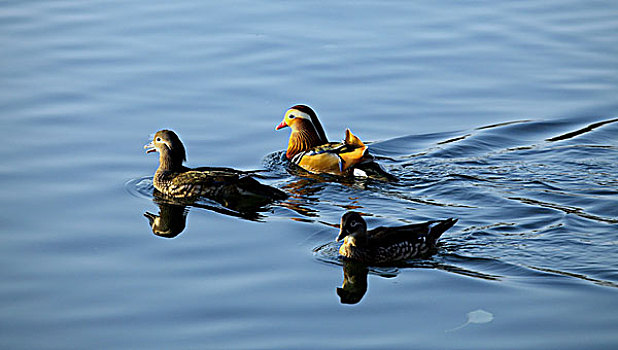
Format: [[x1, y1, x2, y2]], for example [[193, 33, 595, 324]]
[[165, 169, 240, 198], [190, 166, 268, 178], [168, 168, 286, 200], [295, 129, 369, 175], [368, 218, 458, 247]]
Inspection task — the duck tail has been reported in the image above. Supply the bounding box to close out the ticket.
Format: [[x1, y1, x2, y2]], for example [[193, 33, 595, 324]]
[[338, 129, 369, 172], [238, 176, 288, 201], [343, 129, 398, 181], [428, 218, 458, 242], [344, 129, 366, 148], [354, 161, 399, 182]]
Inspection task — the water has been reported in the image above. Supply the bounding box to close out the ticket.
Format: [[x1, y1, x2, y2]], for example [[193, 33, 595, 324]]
[[2, 1, 618, 349]]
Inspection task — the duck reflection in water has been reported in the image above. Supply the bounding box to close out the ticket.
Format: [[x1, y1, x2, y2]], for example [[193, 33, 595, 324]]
[[337, 260, 370, 304], [278, 178, 325, 218], [277, 176, 380, 219], [143, 190, 265, 238], [144, 197, 188, 239], [334, 255, 504, 305]]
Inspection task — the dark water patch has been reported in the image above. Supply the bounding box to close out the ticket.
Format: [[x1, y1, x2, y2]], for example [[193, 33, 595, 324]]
[[437, 133, 473, 145], [546, 117, 618, 142], [527, 265, 618, 289], [508, 196, 618, 224], [476, 119, 534, 130]]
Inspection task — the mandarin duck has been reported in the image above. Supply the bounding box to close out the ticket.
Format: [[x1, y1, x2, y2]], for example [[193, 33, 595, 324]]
[[145, 130, 287, 209], [275, 105, 397, 181], [336, 211, 457, 265]]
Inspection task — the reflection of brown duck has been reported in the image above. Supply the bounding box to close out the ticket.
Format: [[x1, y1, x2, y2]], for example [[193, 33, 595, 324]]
[[143, 189, 266, 238], [337, 260, 369, 304], [275, 105, 397, 181], [144, 201, 187, 238], [144, 130, 287, 211], [337, 211, 457, 265]]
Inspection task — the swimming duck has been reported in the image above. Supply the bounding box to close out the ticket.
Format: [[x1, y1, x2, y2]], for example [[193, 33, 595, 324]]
[[275, 105, 397, 181], [145, 130, 287, 207], [336, 211, 457, 265]]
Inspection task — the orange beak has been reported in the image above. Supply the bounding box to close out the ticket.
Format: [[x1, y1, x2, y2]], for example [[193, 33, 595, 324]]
[[275, 120, 288, 130]]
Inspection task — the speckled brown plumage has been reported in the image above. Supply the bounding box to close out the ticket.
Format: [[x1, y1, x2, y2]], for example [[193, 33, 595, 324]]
[[145, 130, 287, 206], [336, 211, 457, 265]]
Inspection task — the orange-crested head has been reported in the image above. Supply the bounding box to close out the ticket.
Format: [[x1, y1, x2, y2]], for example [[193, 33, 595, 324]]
[[276, 105, 329, 158]]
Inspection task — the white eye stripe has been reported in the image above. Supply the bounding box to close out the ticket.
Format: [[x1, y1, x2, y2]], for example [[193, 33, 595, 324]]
[[158, 139, 172, 149], [349, 221, 360, 228], [287, 111, 310, 120]]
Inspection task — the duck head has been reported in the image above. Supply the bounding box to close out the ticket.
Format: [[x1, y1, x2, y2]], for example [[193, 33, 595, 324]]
[[336, 211, 368, 247], [144, 129, 187, 171], [275, 105, 329, 158]]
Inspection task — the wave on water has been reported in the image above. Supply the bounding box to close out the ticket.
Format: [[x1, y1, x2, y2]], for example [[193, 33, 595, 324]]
[[127, 116, 618, 288]]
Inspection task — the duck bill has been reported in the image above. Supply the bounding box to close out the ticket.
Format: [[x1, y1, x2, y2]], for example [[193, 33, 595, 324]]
[[143, 211, 157, 225], [275, 120, 288, 130], [144, 141, 157, 153]]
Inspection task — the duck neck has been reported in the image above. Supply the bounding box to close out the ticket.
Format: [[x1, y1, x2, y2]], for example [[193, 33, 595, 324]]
[[286, 129, 325, 159], [157, 148, 183, 172], [348, 231, 368, 247]]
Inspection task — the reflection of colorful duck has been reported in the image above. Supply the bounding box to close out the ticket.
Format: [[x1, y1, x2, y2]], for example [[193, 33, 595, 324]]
[[337, 211, 457, 265], [275, 105, 397, 181], [145, 130, 287, 211], [278, 178, 324, 218], [277, 178, 367, 219]]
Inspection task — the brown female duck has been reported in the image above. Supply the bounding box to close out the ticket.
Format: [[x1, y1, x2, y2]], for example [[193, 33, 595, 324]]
[[275, 105, 397, 181], [145, 130, 287, 207], [337, 211, 457, 265]]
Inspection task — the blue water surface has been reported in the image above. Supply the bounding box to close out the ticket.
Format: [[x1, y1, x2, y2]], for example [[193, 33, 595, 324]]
[[1, 1, 617, 349]]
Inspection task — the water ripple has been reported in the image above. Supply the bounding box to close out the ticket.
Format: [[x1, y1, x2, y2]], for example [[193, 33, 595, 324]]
[[293, 116, 618, 289]]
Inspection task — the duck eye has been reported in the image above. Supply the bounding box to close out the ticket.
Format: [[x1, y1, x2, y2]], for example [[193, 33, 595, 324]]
[[156, 137, 161, 142], [288, 114, 295, 119], [350, 221, 359, 228]]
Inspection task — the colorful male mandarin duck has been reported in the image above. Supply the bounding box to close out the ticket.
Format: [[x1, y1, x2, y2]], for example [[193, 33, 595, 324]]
[[336, 211, 457, 265], [145, 130, 287, 207], [275, 105, 397, 181]]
